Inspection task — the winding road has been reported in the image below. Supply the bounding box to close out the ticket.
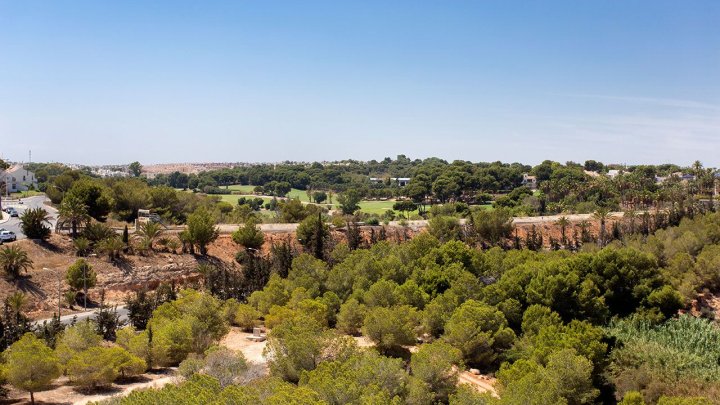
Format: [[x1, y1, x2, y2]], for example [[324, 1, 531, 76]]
[[0, 195, 58, 240]]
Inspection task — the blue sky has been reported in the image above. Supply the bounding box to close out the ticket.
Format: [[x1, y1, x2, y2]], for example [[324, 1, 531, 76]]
[[0, 1, 718, 166]]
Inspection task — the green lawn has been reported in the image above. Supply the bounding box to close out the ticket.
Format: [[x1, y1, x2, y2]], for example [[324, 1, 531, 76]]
[[220, 185, 493, 216], [10, 190, 44, 199], [226, 184, 313, 202], [287, 188, 313, 202], [225, 184, 256, 194], [357, 200, 402, 215], [215, 194, 276, 205], [473, 204, 494, 211]]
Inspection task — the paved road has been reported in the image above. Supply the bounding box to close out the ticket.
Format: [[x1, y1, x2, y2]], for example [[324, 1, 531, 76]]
[[214, 211, 629, 234], [33, 305, 129, 327], [0, 195, 58, 241]]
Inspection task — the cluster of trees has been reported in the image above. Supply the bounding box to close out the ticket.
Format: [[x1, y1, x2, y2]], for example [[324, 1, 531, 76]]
[[229, 214, 720, 403], [0, 288, 234, 403], [531, 160, 717, 216], [0, 319, 146, 403], [58, 199, 219, 262], [26, 158, 718, 230], [38, 166, 228, 225], [146, 157, 716, 219]]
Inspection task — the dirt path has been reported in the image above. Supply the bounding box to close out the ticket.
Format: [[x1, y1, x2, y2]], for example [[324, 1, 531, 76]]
[[212, 211, 632, 235], [457, 371, 498, 397]]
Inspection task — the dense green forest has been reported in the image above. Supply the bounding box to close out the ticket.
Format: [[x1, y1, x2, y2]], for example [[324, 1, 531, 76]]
[[22, 157, 717, 226]]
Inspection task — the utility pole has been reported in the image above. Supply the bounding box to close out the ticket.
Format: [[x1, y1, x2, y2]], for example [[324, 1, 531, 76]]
[[58, 272, 62, 317], [83, 263, 87, 310]]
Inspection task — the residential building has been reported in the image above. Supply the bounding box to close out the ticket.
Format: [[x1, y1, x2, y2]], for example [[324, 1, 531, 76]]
[[0, 165, 38, 193], [521, 173, 537, 190], [369, 177, 411, 187]]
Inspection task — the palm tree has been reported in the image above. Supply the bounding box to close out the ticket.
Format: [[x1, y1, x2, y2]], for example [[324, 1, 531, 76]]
[[20, 207, 52, 240], [710, 171, 717, 212], [136, 221, 163, 251], [0, 246, 34, 279], [555, 216, 570, 247], [59, 194, 90, 238], [577, 220, 592, 244], [692, 160, 704, 179], [5, 291, 27, 315], [593, 208, 611, 247], [624, 209, 637, 234], [98, 237, 125, 261]]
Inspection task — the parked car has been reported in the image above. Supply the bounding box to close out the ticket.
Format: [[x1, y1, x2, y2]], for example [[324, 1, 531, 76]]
[[0, 230, 16, 242], [7, 208, 19, 217]]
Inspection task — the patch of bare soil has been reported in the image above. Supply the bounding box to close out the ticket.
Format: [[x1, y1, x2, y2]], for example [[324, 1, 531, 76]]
[[4, 368, 177, 405], [2, 235, 232, 320], [219, 327, 268, 369], [457, 371, 498, 397], [687, 292, 720, 318]]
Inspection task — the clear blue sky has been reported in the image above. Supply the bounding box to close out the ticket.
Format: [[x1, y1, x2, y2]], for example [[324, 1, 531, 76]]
[[1, 1, 718, 166]]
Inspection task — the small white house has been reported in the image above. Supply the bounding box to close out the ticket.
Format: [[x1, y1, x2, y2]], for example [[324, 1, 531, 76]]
[[0, 165, 38, 193], [369, 177, 411, 187]]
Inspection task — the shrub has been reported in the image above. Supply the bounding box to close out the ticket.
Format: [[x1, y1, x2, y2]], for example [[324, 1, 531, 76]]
[[65, 259, 97, 294], [337, 298, 367, 336], [83, 222, 115, 243], [234, 304, 260, 331], [67, 347, 120, 389], [204, 347, 248, 387], [443, 300, 515, 367], [73, 237, 91, 256], [363, 305, 418, 354]]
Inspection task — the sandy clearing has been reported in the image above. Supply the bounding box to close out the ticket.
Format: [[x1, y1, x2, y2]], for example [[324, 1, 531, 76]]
[[458, 371, 498, 397], [219, 327, 268, 367], [7, 369, 178, 405]]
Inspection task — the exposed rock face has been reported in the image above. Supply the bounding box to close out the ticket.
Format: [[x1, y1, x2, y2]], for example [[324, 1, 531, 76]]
[[100, 260, 204, 292]]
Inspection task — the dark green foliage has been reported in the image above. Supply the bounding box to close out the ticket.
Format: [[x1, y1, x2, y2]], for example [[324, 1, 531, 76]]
[[64, 178, 114, 220], [0, 246, 33, 279], [297, 213, 329, 260], [20, 207, 51, 240], [231, 218, 264, 251], [269, 238, 295, 278], [95, 303, 125, 341], [0, 299, 33, 351], [346, 219, 362, 250], [125, 285, 176, 330], [337, 189, 363, 215], [83, 222, 115, 243], [186, 207, 219, 255], [129, 161, 143, 177], [35, 314, 65, 349]]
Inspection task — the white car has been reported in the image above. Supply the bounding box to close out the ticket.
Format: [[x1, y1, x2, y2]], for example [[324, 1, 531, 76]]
[[0, 230, 17, 242]]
